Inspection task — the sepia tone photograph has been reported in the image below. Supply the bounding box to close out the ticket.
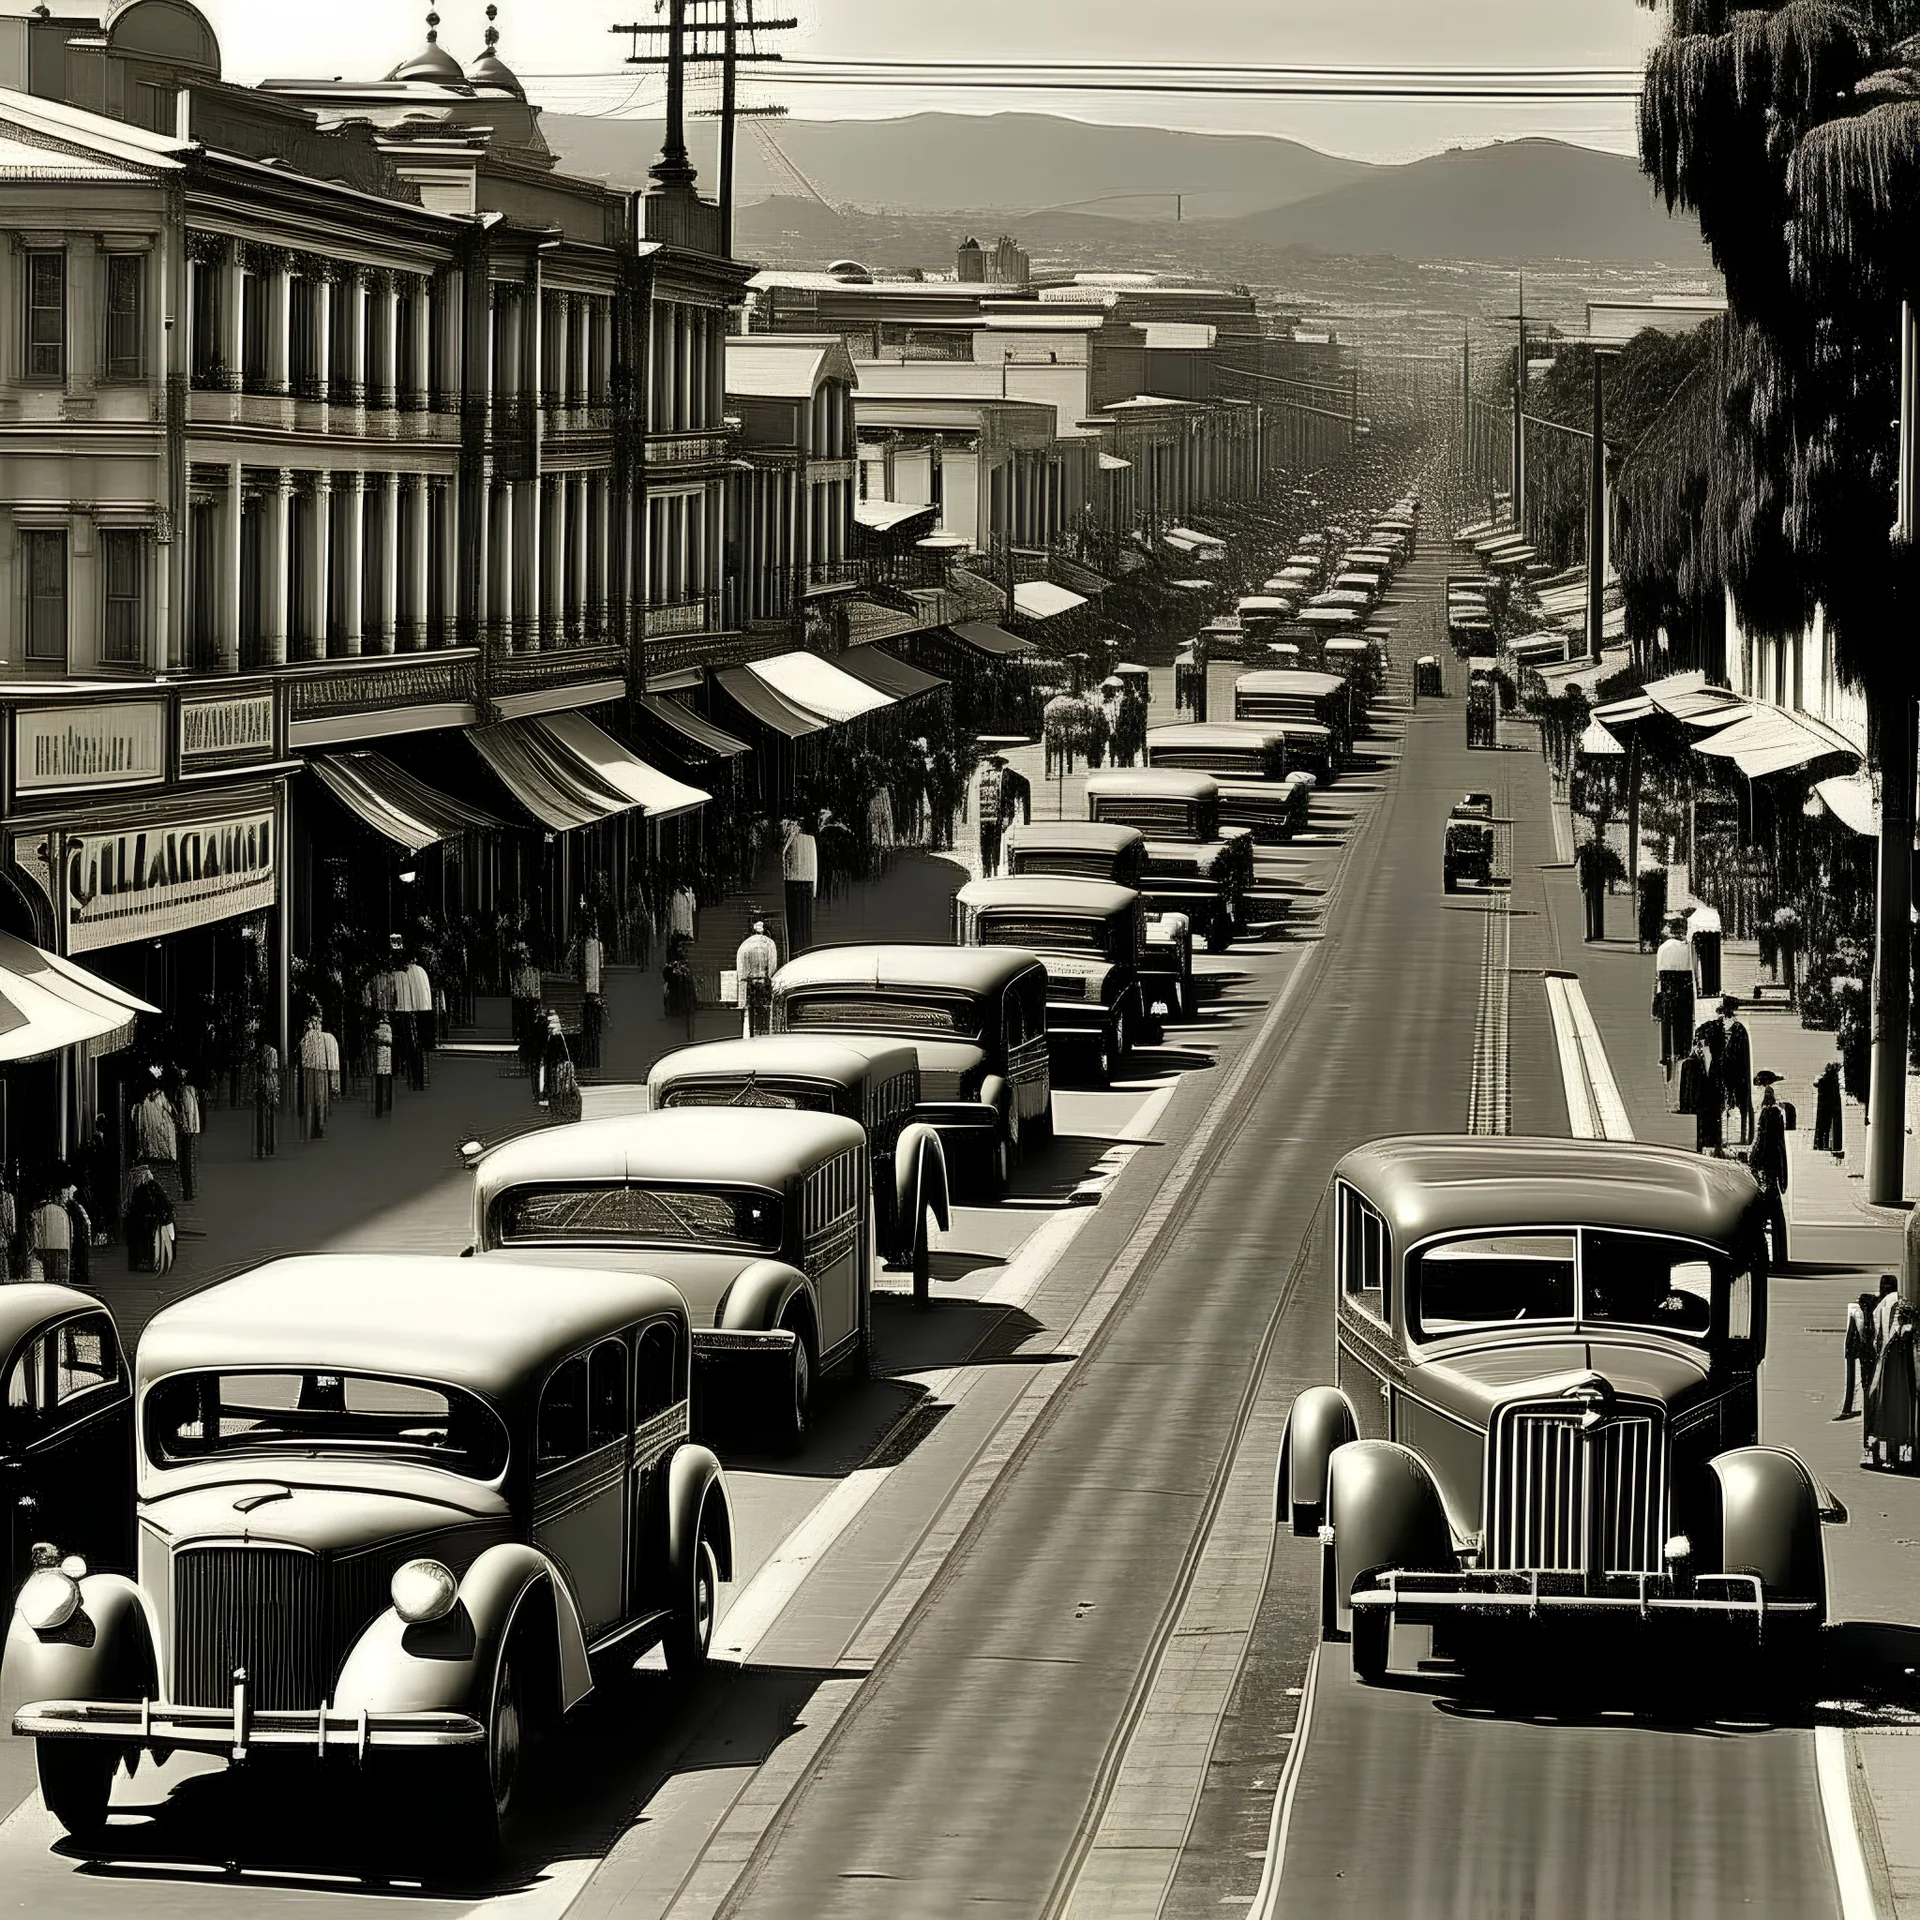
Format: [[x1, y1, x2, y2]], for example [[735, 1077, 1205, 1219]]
[[0, 0, 1913, 1914]]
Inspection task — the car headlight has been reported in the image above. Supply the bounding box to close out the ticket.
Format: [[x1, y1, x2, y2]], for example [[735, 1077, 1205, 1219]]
[[391, 1558, 460, 1625], [16, 1567, 82, 1632]]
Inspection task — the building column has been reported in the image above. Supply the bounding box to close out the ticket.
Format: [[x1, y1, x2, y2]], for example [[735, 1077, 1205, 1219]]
[[220, 462, 243, 670], [307, 473, 331, 658], [336, 472, 364, 656], [374, 474, 399, 653], [345, 267, 368, 406], [569, 474, 589, 639], [269, 255, 292, 394], [436, 478, 459, 644], [68, 233, 99, 394], [406, 473, 430, 649], [410, 275, 431, 406], [313, 268, 332, 403], [540, 476, 563, 643], [550, 293, 570, 414], [262, 470, 291, 665], [218, 240, 243, 390]]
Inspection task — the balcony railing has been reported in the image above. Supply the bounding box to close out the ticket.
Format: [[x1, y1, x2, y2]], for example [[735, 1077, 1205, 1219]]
[[647, 430, 734, 468], [282, 649, 480, 725], [641, 187, 726, 255], [491, 642, 628, 698], [644, 596, 718, 640]]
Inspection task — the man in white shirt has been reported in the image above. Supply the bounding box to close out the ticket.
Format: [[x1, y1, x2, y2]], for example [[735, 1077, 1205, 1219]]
[[782, 819, 818, 954], [401, 951, 434, 1088], [1653, 916, 1694, 1075], [735, 916, 780, 1036]]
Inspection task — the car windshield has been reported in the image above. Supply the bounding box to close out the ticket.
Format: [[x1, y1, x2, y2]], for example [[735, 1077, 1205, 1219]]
[[145, 1371, 508, 1479], [659, 1080, 840, 1114], [1582, 1231, 1718, 1335], [975, 914, 1112, 958], [494, 1182, 783, 1252], [785, 992, 981, 1039], [1416, 1234, 1576, 1331]]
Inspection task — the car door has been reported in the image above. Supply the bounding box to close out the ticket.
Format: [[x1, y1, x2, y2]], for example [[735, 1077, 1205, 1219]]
[[532, 1340, 630, 1643], [1006, 971, 1052, 1126], [2, 1330, 48, 1597], [627, 1317, 685, 1613], [804, 1151, 862, 1359], [31, 1313, 133, 1575], [1333, 1182, 1396, 1442]]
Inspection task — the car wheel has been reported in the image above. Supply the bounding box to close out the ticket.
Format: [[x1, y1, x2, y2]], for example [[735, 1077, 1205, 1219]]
[[777, 1322, 813, 1449], [1090, 1028, 1115, 1088], [432, 1638, 527, 1876], [912, 1213, 933, 1307], [1028, 1100, 1055, 1148], [1162, 971, 1185, 1021], [37, 1741, 121, 1845], [1112, 1006, 1131, 1067], [1205, 914, 1232, 955], [984, 1125, 1013, 1201], [666, 1524, 721, 1677], [1350, 1606, 1391, 1685]]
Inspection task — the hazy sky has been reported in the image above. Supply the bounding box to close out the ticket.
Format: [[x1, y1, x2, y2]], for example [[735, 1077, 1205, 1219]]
[[203, 0, 1660, 162]]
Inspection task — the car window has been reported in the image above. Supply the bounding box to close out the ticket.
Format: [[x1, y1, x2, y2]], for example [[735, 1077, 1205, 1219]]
[[661, 1080, 837, 1114], [5, 1336, 45, 1426], [1337, 1183, 1390, 1320], [785, 992, 980, 1038], [495, 1182, 782, 1253], [636, 1322, 678, 1421], [1728, 1267, 1755, 1343], [1020, 969, 1048, 1038], [588, 1341, 628, 1447], [53, 1315, 119, 1406], [1581, 1232, 1718, 1337], [538, 1357, 590, 1471], [1414, 1233, 1576, 1334]]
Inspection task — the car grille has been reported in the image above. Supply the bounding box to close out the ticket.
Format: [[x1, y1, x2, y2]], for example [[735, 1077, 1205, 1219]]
[[1092, 799, 1195, 836], [174, 1546, 327, 1710], [1237, 695, 1315, 725], [1045, 974, 1089, 999], [1011, 851, 1117, 880], [918, 1067, 972, 1102], [1488, 1405, 1664, 1576], [1152, 750, 1263, 777]]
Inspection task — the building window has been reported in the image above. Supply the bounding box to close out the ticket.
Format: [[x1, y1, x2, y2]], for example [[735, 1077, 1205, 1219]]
[[241, 272, 269, 390], [100, 529, 147, 664], [189, 256, 221, 388], [22, 528, 67, 664], [24, 252, 65, 381], [104, 254, 145, 381]]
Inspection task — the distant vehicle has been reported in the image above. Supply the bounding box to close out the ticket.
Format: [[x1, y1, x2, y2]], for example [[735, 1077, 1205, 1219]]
[[1084, 768, 1254, 953], [1467, 673, 1498, 748], [1443, 798, 1495, 891], [1278, 1137, 1840, 1686], [1, 1287, 132, 1597], [956, 876, 1153, 1085], [1321, 636, 1380, 713], [1235, 668, 1355, 766], [646, 1035, 949, 1298], [9, 1256, 731, 1864], [772, 944, 1053, 1197], [1145, 722, 1313, 843], [472, 1108, 905, 1432]]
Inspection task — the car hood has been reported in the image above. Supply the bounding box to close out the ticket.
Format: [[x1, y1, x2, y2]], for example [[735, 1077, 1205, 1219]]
[[483, 1245, 767, 1323], [1141, 839, 1235, 878], [143, 1477, 503, 1556], [900, 1038, 988, 1079], [1041, 955, 1119, 993], [1413, 1336, 1714, 1428]]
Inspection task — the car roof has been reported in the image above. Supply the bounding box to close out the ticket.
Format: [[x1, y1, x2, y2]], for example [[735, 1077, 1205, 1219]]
[[648, 1034, 918, 1091], [1146, 722, 1286, 750], [476, 1108, 866, 1196], [1007, 821, 1144, 852], [0, 1284, 108, 1354], [958, 876, 1139, 916], [1085, 767, 1219, 801], [1237, 670, 1348, 697], [774, 943, 1042, 995], [1324, 637, 1369, 654], [137, 1255, 687, 1401], [1335, 1136, 1766, 1247]]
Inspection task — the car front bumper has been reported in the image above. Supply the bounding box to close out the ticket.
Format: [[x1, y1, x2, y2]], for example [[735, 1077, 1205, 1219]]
[[693, 1326, 799, 1359], [1351, 1568, 1821, 1634], [14, 1697, 485, 1761]]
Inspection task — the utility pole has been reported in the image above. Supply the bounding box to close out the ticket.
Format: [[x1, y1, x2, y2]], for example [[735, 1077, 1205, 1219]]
[[1510, 272, 1528, 534], [1586, 346, 1616, 663], [1461, 327, 1472, 508]]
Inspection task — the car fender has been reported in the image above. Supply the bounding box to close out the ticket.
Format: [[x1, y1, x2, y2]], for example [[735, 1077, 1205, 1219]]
[[2, 1573, 157, 1727], [1144, 910, 1191, 950], [1707, 1445, 1826, 1619], [1323, 1440, 1454, 1636], [668, 1446, 734, 1586], [978, 1073, 1010, 1129], [333, 1540, 594, 1721], [1276, 1386, 1359, 1536], [893, 1123, 951, 1259], [714, 1259, 814, 1338]]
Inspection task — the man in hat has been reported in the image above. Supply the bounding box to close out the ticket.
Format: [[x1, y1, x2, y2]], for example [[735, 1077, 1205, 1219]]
[[1750, 1074, 1790, 1265], [735, 915, 779, 1037], [781, 818, 818, 955], [1719, 997, 1755, 1143], [974, 754, 1010, 876], [1653, 916, 1695, 1077]]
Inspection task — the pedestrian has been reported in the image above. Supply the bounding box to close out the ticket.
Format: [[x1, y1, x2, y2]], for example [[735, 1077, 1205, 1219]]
[[402, 947, 434, 1088], [579, 921, 606, 1071], [782, 817, 818, 955], [1653, 917, 1695, 1077], [537, 1011, 573, 1113], [298, 1012, 341, 1140], [868, 784, 896, 880], [668, 876, 698, 948], [62, 1181, 92, 1290], [1719, 997, 1755, 1144], [29, 1182, 71, 1283], [1842, 1289, 1877, 1420], [974, 754, 1009, 876], [1815, 1059, 1846, 1157], [1679, 1032, 1722, 1152], [169, 1066, 202, 1203], [1864, 1274, 1901, 1456], [130, 1065, 179, 1200], [1867, 1299, 1920, 1470], [1575, 837, 1619, 944], [0, 1173, 18, 1281], [83, 1112, 118, 1238], [254, 1037, 280, 1159], [1689, 904, 1724, 998], [371, 1015, 395, 1118], [1749, 1078, 1790, 1267], [1003, 761, 1033, 832], [124, 1164, 175, 1276], [509, 942, 541, 1075], [735, 915, 779, 1037], [662, 935, 696, 1035]]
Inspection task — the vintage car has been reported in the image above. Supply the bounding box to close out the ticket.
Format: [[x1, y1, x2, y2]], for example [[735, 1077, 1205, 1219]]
[[1084, 768, 1254, 953], [1277, 1137, 1840, 1685], [1467, 671, 1498, 747], [955, 876, 1153, 1084], [645, 1035, 948, 1287], [2, 1287, 132, 1598], [1235, 668, 1355, 766], [773, 944, 1053, 1197], [7, 1255, 731, 1863], [1321, 636, 1381, 713], [1442, 799, 1495, 891], [471, 1107, 920, 1432], [1144, 722, 1313, 843], [1004, 822, 1194, 1018]]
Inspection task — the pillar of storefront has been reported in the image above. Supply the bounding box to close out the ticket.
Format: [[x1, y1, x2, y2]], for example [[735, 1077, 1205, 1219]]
[[337, 473, 364, 656], [262, 470, 291, 666]]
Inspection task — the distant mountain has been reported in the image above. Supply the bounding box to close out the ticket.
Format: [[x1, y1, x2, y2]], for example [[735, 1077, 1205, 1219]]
[[538, 111, 1375, 220], [1214, 139, 1706, 267]]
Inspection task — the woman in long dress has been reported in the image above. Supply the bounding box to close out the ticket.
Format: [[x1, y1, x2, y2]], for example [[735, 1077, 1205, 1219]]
[[1867, 1301, 1920, 1470]]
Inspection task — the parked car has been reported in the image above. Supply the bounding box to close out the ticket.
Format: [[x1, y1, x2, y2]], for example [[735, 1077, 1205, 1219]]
[[2, 1287, 132, 1600], [1277, 1137, 1840, 1685], [1442, 801, 1495, 891], [956, 876, 1153, 1084], [1144, 722, 1313, 843], [773, 944, 1053, 1197], [7, 1255, 731, 1864], [1235, 669, 1355, 767], [1004, 823, 1195, 1018], [1084, 768, 1254, 953], [646, 1035, 949, 1295], [472, 1107, 910, 1433]]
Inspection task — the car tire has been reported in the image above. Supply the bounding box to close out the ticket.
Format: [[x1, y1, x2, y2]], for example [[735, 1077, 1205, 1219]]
[[1162, 971, 1186, 1021], [1205, 914, 1232, 955], [1028, 1100, 1055, 1148], [1090, 1028, 1115, 1088], [665, 1523, 721, 1677], [1113, 1006, 1131, 1068], [37, 1740, 121, 1846], [1350, 1606, 1391, 1685], [983, 1125, 1013, 1202], [431, 1636, 529, 1877], [912, 1214, 933, 1307], [777, 1321, 814, 1450]]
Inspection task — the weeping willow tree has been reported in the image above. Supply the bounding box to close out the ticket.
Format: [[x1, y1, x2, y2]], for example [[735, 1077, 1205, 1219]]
[[1639, 0, 1920, 1200]]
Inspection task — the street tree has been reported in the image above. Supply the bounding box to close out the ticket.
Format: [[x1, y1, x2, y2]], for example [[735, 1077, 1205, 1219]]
[[1639, 0, 1920, 1202]]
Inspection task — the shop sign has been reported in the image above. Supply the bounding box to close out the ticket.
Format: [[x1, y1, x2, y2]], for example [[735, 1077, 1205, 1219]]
[[15, 702, 166, 795], [63, 808, 277, 954], [180, 692, 276, 767]]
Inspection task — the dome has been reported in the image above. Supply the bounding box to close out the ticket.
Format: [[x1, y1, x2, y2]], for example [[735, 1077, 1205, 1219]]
[[466, 4, 525, 98], [826, 260, 874, 285], [387, 11, 465, 84]]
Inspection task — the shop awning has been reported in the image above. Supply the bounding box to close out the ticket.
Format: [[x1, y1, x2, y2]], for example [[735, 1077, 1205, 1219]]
[[854, 500, 938, 532], [537, 713, 710, 823], [746, 651, 896, 724], [1814, 771, 1879, 838], [1099, 452, 1132, 471], [468, 720, 635, 833], [947, 620, 1038, 658], [1592, 693, 1655, 726], [1578, 719, 1626, 757], [1014, 580, 1088, 622], [1695, 705, 1860, 780], [310, 751, 513, 852], [637, 695, 751, 761], [0, 931, 156, 1063], [832, 647, 948, 703], [713, 665, 830, 739]]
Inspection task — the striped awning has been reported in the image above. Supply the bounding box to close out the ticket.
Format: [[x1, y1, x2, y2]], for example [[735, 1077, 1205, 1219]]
[[0, 931, 155, 1063], [310, 751, 512, 852], [832, 648, 948, 703], [714, 665, 830, 739]]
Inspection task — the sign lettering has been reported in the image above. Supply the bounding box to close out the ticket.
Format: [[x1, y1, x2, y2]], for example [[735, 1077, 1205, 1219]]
[[181, 693, 275, 764], [16, 703, 166, 794], [63, 808, 277, 953]]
